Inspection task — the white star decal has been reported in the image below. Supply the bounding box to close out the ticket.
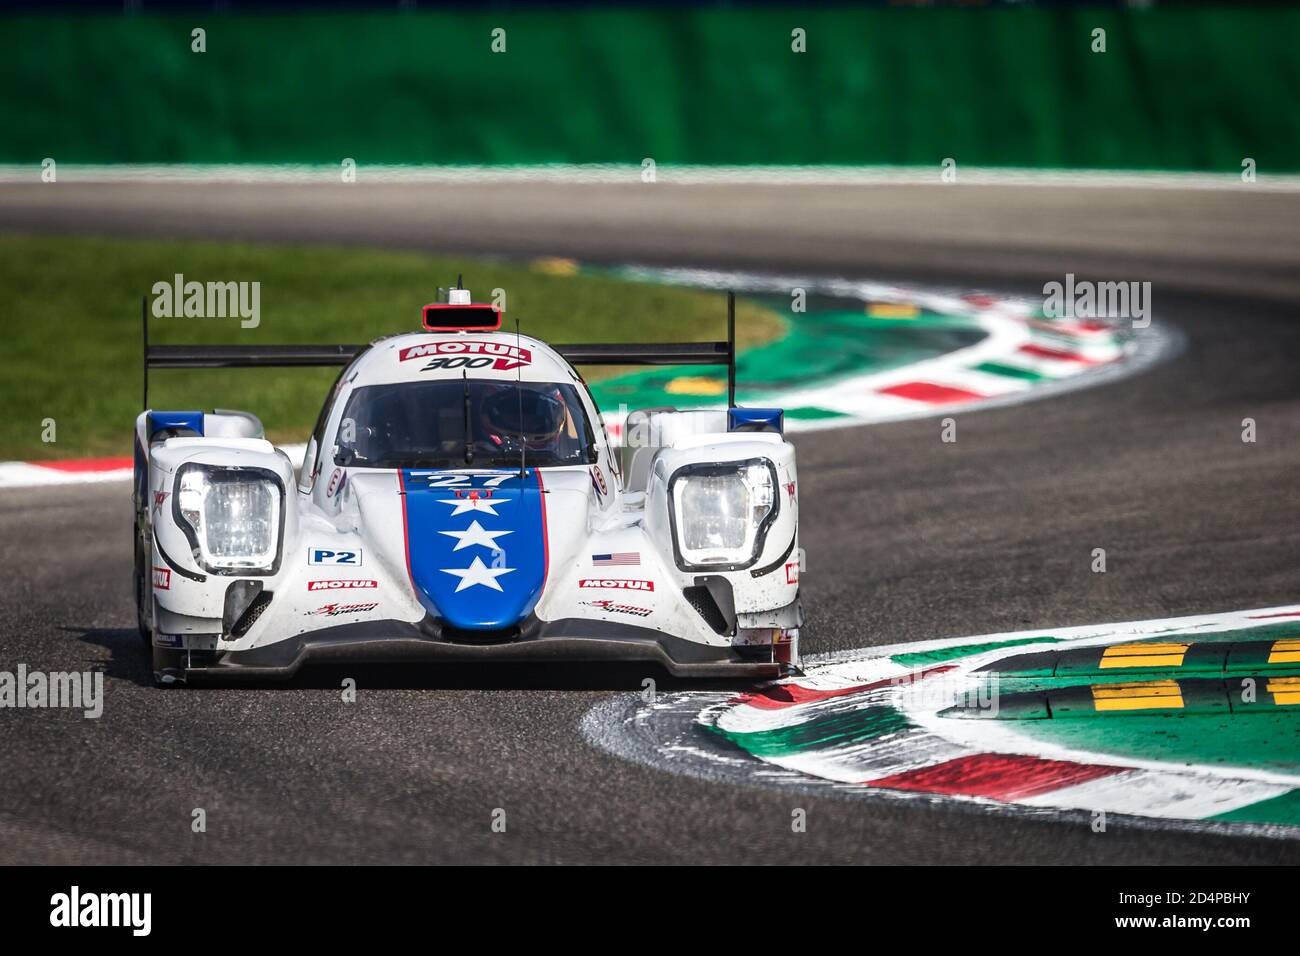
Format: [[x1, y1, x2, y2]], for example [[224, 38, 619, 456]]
[[440, 556, 515, 592], [438, 495, 510, 516], [439, 520, 513, 552]]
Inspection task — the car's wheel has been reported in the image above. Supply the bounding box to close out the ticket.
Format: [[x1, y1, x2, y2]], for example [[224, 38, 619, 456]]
[[134, 529, 153, 647]]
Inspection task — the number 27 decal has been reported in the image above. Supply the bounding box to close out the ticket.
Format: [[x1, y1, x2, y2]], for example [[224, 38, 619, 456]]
[[421, 473, 515, 489]]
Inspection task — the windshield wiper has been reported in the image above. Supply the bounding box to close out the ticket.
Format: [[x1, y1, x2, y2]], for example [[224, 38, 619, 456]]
[[462, 370, 474, 466]]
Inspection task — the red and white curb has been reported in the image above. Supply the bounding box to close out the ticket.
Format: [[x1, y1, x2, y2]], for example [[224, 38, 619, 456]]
[[0, 457, 135, 488], [614, 268, 1175, 434], [2, 272, 1174, 489], [780, 306, 1126, 428], [0, 443, 308, 491], [582, 605, 1300, 839], [727, 610, 1297, 822]]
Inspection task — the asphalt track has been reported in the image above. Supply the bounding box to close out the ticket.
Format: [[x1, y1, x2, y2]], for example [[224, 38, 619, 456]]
[[2, 182, 1299, 864]]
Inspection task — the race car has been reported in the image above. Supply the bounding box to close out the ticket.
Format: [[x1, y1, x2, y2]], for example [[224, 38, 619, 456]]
[[133, 285, 801, 685]]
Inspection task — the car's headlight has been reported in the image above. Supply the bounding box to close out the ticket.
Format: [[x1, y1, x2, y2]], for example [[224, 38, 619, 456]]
[[175, 464, 284, 574], [669, 459, 778, 570]]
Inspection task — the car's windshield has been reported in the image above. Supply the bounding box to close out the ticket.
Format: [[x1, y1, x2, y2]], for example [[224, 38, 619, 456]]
[[334, 379, 596, 469]]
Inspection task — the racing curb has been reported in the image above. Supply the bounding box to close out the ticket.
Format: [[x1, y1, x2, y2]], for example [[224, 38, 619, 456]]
[[0, 444, 308, 490], [1, 273, 1175, 489], [581, 606, 1300, 839], [601, 267, 1179, 435]]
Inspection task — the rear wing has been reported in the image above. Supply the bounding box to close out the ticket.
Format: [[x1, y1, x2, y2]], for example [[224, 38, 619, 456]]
[[142, 291, 738, 408]]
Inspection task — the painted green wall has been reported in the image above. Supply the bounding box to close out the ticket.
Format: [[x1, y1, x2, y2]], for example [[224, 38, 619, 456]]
[[2, 7, 1297, 170]]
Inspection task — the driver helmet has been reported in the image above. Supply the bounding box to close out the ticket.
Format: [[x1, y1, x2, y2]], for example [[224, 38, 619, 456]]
[[479, 386, 567, 450]]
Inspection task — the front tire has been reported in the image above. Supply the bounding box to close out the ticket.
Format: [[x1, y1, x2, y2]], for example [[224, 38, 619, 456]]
[[134, 530, 153, 647]]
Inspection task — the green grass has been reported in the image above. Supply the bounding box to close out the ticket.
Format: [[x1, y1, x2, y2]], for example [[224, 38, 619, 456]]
[[0, 236, 781, 460]]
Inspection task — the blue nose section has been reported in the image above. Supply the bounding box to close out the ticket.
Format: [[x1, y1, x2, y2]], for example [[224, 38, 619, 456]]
[[400, 469, 548, 630]]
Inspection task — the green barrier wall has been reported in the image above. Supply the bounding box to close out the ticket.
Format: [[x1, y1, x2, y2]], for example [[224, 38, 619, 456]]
[[2, 7, 1297, 171]]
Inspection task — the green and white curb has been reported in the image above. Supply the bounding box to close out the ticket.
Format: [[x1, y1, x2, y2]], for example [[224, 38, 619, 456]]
[[587, 267, 1176, 437], [583, 605, 1300, 839]]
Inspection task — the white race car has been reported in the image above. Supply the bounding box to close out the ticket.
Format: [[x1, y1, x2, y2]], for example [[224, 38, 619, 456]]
[[134, 286, 801, 685]]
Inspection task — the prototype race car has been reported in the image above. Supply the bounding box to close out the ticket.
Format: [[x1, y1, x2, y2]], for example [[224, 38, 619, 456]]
[[133, 285, 801, 685]]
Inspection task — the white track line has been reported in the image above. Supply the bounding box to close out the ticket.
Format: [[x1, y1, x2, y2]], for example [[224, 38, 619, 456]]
[[3, 164, 1298, 192]]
